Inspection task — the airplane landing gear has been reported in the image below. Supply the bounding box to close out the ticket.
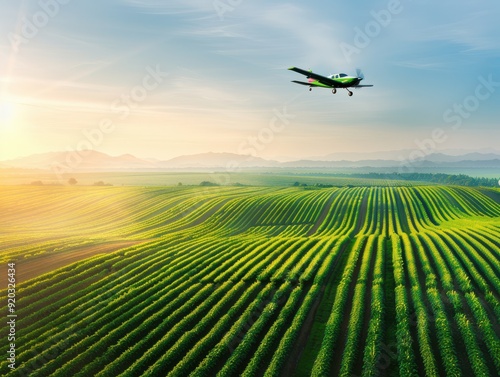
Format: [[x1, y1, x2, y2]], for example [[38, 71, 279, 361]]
[[332, 88, 337, 94], [346, 89, 353, 96], [309, 87, 312, 91]]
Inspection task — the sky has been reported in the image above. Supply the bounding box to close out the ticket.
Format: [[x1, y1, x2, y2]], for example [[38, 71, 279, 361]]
[[0, 0, 499, 161]]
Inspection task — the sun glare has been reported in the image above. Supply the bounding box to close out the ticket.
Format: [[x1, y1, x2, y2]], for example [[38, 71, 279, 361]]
[[0, 100, 17, 131]]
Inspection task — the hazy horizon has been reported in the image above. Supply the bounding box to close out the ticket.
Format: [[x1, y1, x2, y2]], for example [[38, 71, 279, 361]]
[[3, 146, 500, 164], [1, 1, 500, 162]]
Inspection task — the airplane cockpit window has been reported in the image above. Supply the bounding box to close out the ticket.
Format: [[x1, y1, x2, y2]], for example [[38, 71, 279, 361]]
[[339, 73, 347, 77]]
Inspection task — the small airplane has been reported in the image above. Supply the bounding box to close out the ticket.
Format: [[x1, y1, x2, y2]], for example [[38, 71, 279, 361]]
[[288, 66, 373, 96]]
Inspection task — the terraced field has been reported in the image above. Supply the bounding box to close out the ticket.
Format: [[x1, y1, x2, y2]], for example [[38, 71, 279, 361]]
[[1, 185, 499, 376]]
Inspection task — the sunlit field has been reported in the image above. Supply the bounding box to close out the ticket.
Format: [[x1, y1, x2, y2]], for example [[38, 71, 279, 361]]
[[0, 170, 426, 187], [1, 183, 499, 376]]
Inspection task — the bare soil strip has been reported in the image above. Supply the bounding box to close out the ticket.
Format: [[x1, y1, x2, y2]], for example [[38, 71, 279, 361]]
[[306, 191, 340, 236], [282, 238, 351, 376], [400, 239, 426, 377], [330, 237, 367, 377], [351, 238, 377, 377], [14, 240, 144, 284], [393, 190, 411, 233], [381, 239, 398, 377], [354, 190, 369, 234], [287, 191, 369, 375]]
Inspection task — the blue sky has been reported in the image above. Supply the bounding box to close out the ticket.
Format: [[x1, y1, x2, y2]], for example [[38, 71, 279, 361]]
[[0, 0, 499, 161]]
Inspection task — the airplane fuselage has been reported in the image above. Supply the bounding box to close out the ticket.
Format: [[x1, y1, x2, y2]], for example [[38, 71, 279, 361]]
[[307, 76, 362, 88]]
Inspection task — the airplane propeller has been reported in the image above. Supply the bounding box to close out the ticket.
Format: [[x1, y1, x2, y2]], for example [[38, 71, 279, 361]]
[[356, 68, 364, 80]]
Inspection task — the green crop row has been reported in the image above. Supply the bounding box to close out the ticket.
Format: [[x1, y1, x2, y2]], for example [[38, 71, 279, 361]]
[[1, 185, 498, 376]]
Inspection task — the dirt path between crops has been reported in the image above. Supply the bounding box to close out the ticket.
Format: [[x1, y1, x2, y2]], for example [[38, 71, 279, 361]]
[[9, 198, 232, 285], [351, 237, 377, 377], [283, 189, 369, 375], [330, 238, 367, 377], [400, 238, 426, 377], [182, 198, 233, 228], [151, 197, 234, 236], [393, 189, 411, 233], [12, 240, 144, 284], [354, 189, 369, 234], [478, 188, 500, 204], [306, 190, 340, 236], [282, 238, 350, 376]]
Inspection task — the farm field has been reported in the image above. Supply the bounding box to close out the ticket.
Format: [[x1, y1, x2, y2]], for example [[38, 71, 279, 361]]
[[1, 184, 499, 376], [0, 170, 430, 187]]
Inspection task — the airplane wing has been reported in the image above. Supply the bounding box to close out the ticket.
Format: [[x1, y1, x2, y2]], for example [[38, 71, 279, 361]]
[[291, 80, 328, 87], [288, 67, 337, 87], [354, 85, 374, 89], [291, 80, 312, 86]]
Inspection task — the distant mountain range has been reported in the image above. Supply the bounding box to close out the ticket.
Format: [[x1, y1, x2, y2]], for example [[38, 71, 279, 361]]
[[2, 150, 500, 171], [310, 148, 500, 162]]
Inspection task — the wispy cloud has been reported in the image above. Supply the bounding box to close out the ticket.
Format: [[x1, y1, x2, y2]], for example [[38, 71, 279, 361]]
[[425, 19, 500, 53], [392, 60, 444, 71], [123, 0, 215, 15], [257, 4, 347, 66], [405, 7, 500, 54]]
